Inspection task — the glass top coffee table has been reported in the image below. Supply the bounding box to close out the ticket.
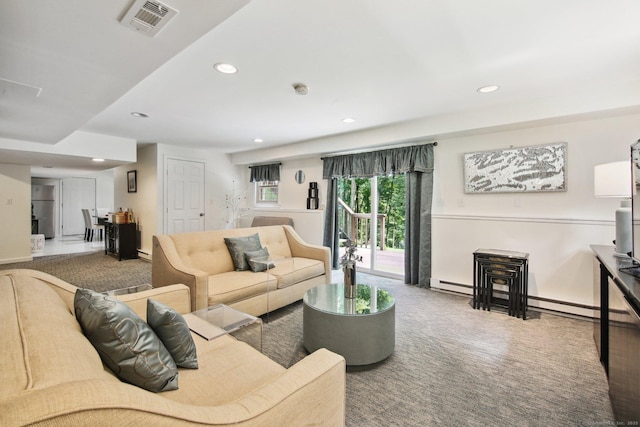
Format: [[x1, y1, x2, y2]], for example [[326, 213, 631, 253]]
[[303, 283, 395, 366], [184, 304, 263, 351]]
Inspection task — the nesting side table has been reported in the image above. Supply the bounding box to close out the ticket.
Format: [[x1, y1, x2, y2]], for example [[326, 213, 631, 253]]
[[473, 249, 529, 319]]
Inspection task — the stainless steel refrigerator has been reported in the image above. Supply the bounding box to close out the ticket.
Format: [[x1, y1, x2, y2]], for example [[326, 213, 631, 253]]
[[31, 185, 55, 238]]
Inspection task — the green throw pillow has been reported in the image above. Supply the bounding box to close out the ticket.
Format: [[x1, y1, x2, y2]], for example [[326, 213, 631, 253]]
[[147, 299, 198, 369], [245, 247, 275, 272], [74, 289, 179, 392], [224, 233, 262, 271]]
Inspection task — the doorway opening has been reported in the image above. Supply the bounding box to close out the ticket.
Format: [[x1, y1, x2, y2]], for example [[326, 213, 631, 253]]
[[337, 175, 405, 278]]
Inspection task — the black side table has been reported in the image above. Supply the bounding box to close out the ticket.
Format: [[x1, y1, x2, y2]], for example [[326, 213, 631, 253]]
[[473, 249, 529, 319], [104, 222, 137, 260]]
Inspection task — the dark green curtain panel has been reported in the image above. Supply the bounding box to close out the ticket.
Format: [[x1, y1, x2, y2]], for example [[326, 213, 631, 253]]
[[323, 178, 341, 269], [405, 171, 434, 287], [250, 163, 280, 182], [322, 143, 435, 281]]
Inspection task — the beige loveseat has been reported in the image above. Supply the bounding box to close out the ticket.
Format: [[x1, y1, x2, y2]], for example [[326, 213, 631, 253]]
[[152, 225, 331, 315], [0, 269, 345, 426]]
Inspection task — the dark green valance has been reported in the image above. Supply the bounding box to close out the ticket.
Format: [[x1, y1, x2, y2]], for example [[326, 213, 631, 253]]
[[250, 163, 281, 182], [322, 143, 435, 179]]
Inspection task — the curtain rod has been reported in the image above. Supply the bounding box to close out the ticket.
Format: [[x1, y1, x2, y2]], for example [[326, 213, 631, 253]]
[[320, 141, 437, 160], [248, 162, 282, 168]]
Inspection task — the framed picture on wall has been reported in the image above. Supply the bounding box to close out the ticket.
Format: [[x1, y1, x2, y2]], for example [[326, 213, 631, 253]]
[[127, 170, 137, 193], [463, 142, 567, 193]]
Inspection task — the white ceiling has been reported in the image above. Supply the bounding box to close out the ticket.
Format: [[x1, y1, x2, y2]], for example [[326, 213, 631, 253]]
[[1, 0, 640, 172]]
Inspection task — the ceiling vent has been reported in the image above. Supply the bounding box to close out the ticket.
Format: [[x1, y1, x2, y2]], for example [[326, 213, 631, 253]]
[[120, 0, 178, 37]]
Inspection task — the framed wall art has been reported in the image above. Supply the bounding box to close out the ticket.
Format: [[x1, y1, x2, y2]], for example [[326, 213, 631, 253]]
[[127, 170, 137, 193], [463, 142, 567, 193]]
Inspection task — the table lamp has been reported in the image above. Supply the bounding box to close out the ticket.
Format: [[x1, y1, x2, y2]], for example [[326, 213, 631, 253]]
[[594, 161, 632, 257]]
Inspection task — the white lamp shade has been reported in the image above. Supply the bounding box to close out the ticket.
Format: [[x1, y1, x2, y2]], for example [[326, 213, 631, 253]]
[[594, 161, 631, 198]]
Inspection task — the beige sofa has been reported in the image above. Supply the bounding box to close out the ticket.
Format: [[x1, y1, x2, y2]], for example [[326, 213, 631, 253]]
[[0, 269, 345, 426], [152, 225, 331, 315]]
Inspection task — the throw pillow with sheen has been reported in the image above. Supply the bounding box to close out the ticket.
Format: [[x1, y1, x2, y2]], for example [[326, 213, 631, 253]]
[[224, 233, 262, 271], [245, 247, 275, 272], [74, 288, 179, 392], [147, 299, 198, 369]]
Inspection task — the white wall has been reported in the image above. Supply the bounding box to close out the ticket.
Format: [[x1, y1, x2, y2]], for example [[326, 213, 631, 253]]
[[116, 144, 247, 258], [114, 144, 157, 259], [232, 108, 640, 317], [241, 157, 327, 245], [93, 170, 114, 214], [430, 111, 640, 316], [0, 163, 32, 263]]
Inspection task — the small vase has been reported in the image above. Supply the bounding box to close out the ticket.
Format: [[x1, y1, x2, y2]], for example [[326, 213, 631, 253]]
[[344, 266, 357, 298]]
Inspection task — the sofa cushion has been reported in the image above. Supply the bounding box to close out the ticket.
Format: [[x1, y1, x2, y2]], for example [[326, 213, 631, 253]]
[[147, 299, 198, 369], [224, 233, 262, 271], [245, 247, 275, 272], [162, 340, 286, 406], [270, 257, 326, 289], [207, 271, 278, 306], [74, 289, 179, 392]]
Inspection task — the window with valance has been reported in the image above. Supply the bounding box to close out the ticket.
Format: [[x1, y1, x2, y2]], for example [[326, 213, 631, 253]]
[[250, 163, 281, 204]]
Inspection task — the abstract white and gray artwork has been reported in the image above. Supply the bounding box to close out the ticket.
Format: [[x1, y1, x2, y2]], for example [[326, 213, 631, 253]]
[[464, 143, 567, 193]]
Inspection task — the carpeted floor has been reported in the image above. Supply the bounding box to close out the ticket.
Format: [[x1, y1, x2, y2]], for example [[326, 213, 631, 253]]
[[1, 253, 615, 426], [0, 250, 152, 292]]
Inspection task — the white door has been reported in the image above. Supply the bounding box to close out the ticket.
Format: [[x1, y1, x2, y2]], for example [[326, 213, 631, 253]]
[[166, 158, 205, 234], [61, 177, 96, 236]]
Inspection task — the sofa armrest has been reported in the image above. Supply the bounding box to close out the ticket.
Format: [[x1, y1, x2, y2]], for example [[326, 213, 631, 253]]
[[152, 235, 210, 311], [283, 225, 331, 284], [1, 349, 346, 426], [116, 284, 192, 319]]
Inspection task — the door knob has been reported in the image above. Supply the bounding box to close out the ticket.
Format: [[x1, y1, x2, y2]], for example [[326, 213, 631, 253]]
[[199, 212, 205, 217]]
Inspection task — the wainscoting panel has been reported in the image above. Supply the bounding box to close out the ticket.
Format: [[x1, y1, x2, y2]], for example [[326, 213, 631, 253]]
[[244, 208, 325, 246], [432, 214, 615, 317]]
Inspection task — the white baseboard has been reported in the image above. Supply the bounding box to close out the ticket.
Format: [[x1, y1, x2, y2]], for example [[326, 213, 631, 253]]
[[0, 256, 33, 265]]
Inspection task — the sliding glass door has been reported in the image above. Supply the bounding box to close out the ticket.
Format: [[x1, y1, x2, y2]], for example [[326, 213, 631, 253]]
[[337, 174, 405, 277]]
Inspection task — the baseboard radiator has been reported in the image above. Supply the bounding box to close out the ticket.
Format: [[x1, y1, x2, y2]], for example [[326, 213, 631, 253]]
[[433, 280, 596, 318]]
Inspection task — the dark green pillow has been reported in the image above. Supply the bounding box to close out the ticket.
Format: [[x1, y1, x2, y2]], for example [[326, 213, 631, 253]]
[[245, 247, 275, 272], [224, 233, 262, 271], [74, 289, 178, 392], [147, 299, 198, 369]]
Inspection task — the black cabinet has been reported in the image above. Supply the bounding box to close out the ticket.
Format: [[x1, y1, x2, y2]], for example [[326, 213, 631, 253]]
[[608, 275, 640, 422], [592, 257, 609, 374], [591, 245, 640, 422], [104, 222, 137, 260]]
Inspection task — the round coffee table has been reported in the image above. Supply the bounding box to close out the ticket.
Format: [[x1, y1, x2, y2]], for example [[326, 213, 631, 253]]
[[303, 283, 395, 366]]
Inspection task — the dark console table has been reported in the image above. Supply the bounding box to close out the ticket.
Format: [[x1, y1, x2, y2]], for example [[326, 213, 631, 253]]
[[591, 245, 640, 422], [473, 249, 529, 319], [105, 222, 137, 261]]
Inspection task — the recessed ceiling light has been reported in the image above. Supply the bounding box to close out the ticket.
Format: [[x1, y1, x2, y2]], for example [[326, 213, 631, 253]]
[[477, 85, 500, 93], [131, 112, 149, 118], [253, 138, 263, 143], [214, 62, 238, 74], [92, 158, 105, 162], [342, 117, 356, 123]]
